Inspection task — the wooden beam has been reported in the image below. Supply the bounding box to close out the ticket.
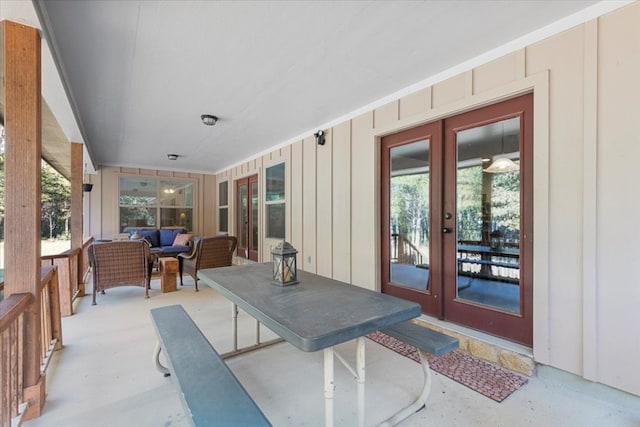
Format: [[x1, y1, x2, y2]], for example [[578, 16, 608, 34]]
[[1, 20, 45, 419], [71, 142, 84, 299]]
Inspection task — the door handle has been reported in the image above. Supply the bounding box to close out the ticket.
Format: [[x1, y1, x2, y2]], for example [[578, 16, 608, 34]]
[[443, 227, 452, 234]]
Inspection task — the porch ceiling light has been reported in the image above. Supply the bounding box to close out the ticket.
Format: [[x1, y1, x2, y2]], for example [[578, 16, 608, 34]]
[[484, 121, 519, 173], [201, 114, 218, 126], [167, 154, 179, 160], [484, 157, 519, 173]]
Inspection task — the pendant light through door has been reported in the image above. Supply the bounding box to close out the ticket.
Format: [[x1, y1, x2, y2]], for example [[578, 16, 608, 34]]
[[484, 122, 519, 173]]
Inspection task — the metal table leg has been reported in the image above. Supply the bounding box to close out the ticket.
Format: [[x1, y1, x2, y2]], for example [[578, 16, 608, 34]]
[[324, 347, 335, 427], [378, 348, 432, 426], [328, 337, 367, 427]]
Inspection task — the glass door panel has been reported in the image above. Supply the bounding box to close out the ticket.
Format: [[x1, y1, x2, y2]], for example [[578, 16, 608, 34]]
[[381, 121, 442, 316], [236, 174, 259, 261], [455, 118, 521, 314], [237, 182, 248, 257], [250, 179, 259, 261], [389, 139, 430, 291]]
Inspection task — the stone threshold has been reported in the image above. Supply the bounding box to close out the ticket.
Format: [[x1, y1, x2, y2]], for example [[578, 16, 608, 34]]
[[413, 315, 536, 377]]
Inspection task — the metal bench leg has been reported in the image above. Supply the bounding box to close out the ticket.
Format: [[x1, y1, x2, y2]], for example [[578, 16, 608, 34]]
[[153, 341, 171, 377], [378, 349, 432, 426]]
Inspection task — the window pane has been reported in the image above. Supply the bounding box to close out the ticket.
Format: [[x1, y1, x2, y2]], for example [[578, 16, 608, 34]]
[[120, 178, 157, 205], [120, 207, 157, 232], [219, 181, 228, 206], [267, 204, 285, 239], [160, 208, 192, 230], [266, 163, 285, 202], [219, 207, 228, 232], [389, 139, 430, 292], [456, 117, 521, 314], [160, 180, 193, 207]]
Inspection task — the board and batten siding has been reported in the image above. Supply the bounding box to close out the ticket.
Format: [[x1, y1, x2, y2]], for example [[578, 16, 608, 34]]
[[90, 166, 218, 239], [210, 3, 640, 398]]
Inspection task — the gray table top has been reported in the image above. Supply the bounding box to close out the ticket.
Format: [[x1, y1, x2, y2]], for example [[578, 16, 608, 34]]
[[198, 263, 421, 352]]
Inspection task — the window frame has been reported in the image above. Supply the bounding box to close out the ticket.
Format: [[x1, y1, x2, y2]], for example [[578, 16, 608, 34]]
[[118, 176, 195, 232], [265, 162, 286, 239], [218, 180, 229, 233]]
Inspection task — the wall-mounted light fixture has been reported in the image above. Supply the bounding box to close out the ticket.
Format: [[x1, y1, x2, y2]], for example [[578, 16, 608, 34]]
[[82, 183, 93, 192], [201, 114, 218, 126], [314, 130, 325, 146], [167, 154, 179, 161]]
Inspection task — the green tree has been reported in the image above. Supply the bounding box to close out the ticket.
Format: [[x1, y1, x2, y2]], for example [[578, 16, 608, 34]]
[[390, 173, 429, 246], [41, 160, 71, 239]]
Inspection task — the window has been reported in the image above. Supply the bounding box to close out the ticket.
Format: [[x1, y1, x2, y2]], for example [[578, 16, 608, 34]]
[[119, 177, 193, 232], [218, 181, 228, 233], [265, 163, 285, 239]]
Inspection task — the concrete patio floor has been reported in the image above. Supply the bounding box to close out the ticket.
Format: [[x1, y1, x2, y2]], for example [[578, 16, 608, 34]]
[[23, 275, 640, 427]]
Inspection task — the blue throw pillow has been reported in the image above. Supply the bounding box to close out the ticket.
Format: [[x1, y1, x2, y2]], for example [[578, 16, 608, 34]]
[[159, 228, 184, 246], [139, 229, 160, 247]]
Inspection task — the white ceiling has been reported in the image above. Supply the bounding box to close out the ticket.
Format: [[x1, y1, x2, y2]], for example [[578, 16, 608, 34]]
[[4, 1, 622, 174]]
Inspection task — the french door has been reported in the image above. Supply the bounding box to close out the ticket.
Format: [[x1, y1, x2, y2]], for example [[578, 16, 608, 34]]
[[381, 94, 533, 345], [236, 174, 259, 261]]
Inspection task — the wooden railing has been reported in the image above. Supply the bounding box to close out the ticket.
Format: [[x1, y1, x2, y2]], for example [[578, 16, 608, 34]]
[[39, 266, 63, 373], [0, 293, 32, 427], [0, 266, 62, 427], [81, 237, 95, 288], [38, 237, 94, 317], [41, 248, 81, 317], [391, 233, 425, 266]]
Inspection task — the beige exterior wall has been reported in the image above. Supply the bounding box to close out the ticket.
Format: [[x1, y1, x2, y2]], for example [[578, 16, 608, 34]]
[[87, 166, 218, 239], [209, 3, 640, 396]]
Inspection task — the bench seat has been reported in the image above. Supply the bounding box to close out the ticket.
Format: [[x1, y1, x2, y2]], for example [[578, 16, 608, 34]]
[[457, 257, 519, 269], [378, 321, 459, 427], [150, 305, 271, 427], [382, 320, 459, 356]]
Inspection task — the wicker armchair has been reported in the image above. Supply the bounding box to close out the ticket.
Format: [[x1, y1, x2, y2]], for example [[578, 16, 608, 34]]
[[89, 240, 151, 305], [178, 235, 237, 291]]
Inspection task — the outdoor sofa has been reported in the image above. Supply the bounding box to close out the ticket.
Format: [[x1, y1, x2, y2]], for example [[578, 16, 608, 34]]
[[128, 227, 193, 256]]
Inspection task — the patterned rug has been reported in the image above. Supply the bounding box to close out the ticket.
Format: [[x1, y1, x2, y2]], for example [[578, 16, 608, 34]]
[[367, 331, 528, 402]]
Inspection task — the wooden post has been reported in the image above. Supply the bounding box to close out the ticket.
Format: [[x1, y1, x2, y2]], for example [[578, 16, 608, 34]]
[[1, 20, 46, 419], [71, 142, 85, 298]]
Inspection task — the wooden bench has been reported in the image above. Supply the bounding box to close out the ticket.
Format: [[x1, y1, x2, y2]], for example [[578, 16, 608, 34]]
[[150, 304, 271, 427], [378, 321, 459, 427]]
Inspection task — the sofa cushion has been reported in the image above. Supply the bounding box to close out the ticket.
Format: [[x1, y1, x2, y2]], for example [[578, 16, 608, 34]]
[[173, 233, 192, 246], [159, 228, 184, 247], [161, 245, 191, 256], [139, 230, 160, 247]]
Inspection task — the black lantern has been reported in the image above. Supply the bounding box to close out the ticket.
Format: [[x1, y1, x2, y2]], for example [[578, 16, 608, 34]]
[[272, 241, 298, 286]]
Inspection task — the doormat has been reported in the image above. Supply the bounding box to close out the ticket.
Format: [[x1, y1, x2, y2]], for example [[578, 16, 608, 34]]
[[367, 331, 528, 402]]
